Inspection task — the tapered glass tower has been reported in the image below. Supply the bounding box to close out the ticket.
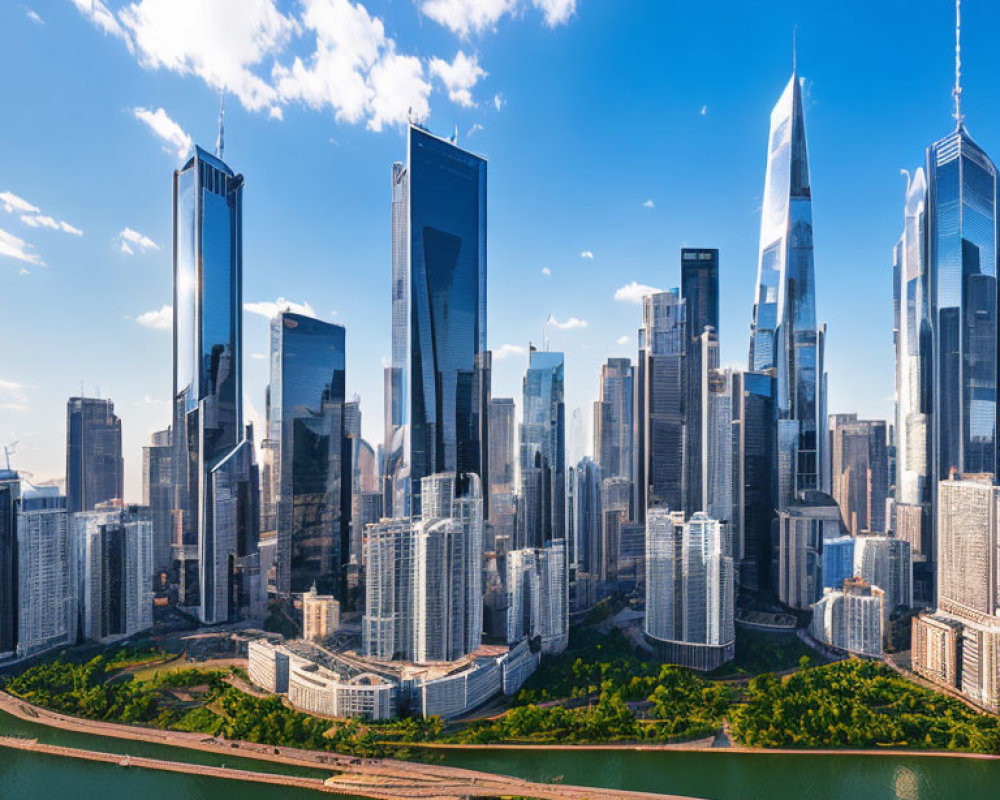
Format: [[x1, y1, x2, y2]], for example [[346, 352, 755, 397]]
[[748, 70, 827, 507]]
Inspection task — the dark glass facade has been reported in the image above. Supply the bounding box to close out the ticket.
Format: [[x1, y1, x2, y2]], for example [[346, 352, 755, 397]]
[[520, 350, 566, 546], [66, 397, 123, 515], [268, 312, 350, 597], [0, 470, 18, 654]]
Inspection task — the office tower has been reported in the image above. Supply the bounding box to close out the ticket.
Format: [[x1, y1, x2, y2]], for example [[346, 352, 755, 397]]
[[747, 69, 827, 507], [821, 534, 854, 592], [488, 398, 517, 516], [0, 469, 18, 655], [142, 428, 173, 579], [893, 167, 934, 598], [777, 491, 844, 609], [266, 311, 351, 599], [573, 458, 602, 610], [350, 437, 378, 566], [913, 476, 1000, 711], [363, 518, 416, 660], [644, 510, 735, 671], [732, 371, 776, 593], [618, 521, 645, 590], [829, 415, 889, 534], [506, 548, 539, 645], [567, 407, 587, 469], [386, 126, 489, 516], [75, 501, 153, 642], [17, 487, 76, 657], [302, 583, 340, 642], [66, 397, 123, 514], [505, 538, 567, 655], [520, 349, 566, 546], [811, 578, 884, 658], [701, 343, 735, 528], [682, 248, 720, 518], [593, 358, 634, 489], [171, 145, 260, 624], [854, 532, 912, 630], [601, 476, 631, 589], [635, 291, 687, 522]]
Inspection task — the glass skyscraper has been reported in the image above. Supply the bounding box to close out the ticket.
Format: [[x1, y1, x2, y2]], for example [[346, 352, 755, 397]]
[[748, 71, 827, 507], [66, 396, 123, 514], [520, 349, 566, 547], [387, 126, 489, 516], [593, 357, 634, 486], [172, 145, 260, 624], [0, 469, 18, 655], [267, 311, 350, 598]]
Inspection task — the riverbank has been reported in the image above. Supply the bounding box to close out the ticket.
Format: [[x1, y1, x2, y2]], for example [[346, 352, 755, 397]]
[[0, 691, 707, 800]]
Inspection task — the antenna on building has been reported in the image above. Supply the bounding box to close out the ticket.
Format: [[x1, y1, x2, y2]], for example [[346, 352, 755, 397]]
[[953, 0, 964, 129], [216, 89, 226, 160], [2, 441, 15, 471]]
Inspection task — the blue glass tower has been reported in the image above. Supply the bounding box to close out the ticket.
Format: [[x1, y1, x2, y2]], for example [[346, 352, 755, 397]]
[[389, 126, 489, 515], [520, 349, 566, 547], [172, 145, 260, 624], [0, 469, 18, 655], [748, 70, 827, 508], [267, 312, 351, 598]]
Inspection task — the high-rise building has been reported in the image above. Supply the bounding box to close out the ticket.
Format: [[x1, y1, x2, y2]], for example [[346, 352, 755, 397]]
[[386, 126, 490, 516], [520, 349, 565, 547], [505, 538, 568, 655], [488, 398, 517, 517], [302, 583, 340, 643], [593, 358, 633, 487], [17, 487, 76, 657], [171, 145, 260, 624], [682, 248, 720, 518], [829, 415, 889, 534], [573, 458, 602, 610], [777, 490, 844, 609], [267, 312, 351, 599], [853, 533, 913, 624], [747, 69, 827, 507], [644, 510, 735, 671], [811, 578, 884, 658], [701, 341, 735, 529], [0, 469, 18, 656], [66, 397, 123, 515], [142, 428, 173, 579], [635, 291, 687, 521], [363, 518, 416, 661], [601, 476, 631, 585], [75, 501, 153, 643], [821, 534, 854, 592]]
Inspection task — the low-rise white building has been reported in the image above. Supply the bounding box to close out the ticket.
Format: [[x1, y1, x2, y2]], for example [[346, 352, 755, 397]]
[[811, 578, 884, 657]]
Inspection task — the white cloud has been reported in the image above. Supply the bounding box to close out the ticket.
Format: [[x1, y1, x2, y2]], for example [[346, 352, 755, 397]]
[[429, 50, 486, 107], [132, 107, 192, 160], [616, 335, 630, 346], [26, 9, 44, 24], [546, 315, 587, 331], [579, 250, 594, 260], [244, 297, 316, 319], [467, 123, 484, 136], [642, 199, 654, 208], [136, 305, 172, 330], [0, 380, 29, 412], [614, 281, 662, 305], [493, 92, 504, 111], [68, 0, 130, 44], [117, 227, 160, 254], [1, 191, 81, 236], [366, 51, 431, 132], [0, 192, 39, 215], [493, 343, 526, 360], [541, 267, 551, 276], [0, 228, 44, 266], [700, 104, 708, 116], [531, 0, 576, 26], [421, 0, 516, 36]]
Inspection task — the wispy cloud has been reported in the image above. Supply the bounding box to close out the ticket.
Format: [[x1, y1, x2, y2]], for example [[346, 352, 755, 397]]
[[25, 9, 44, 24], [616, 335, 630, 346], [642, 199, 654, 208], [614, 280, 662, 305], [117, 227, 160, 255], [0, 228, 44, 267], [68, 0, 130, 44], [579, 250, 594, 260], [493, 92, 504, 112], [0, 380, 30, 411], [1, 191, 81, 235], [421, 0, 575, 36], [541, 267, 551, 276], [244, 297, 316, 319], [532, 0, 576, 26], [132, 107, 192, 161], [467, 123, 484, 136], [700, 104, 708, 116], [136, 305, 172, 330], [429, 50, 486, 107], [493, 343, 527, 360], [546, 315, 587, 331]]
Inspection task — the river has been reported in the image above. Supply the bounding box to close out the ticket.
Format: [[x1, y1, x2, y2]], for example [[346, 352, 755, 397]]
[[0, 707, 995, 800]]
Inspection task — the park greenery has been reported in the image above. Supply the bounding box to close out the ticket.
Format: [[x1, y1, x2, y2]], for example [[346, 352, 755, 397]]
[[6, 634, 1000, 756]]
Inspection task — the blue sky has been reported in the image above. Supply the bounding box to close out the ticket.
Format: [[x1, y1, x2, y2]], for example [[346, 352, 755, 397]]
[[1, 0, 996, 499]]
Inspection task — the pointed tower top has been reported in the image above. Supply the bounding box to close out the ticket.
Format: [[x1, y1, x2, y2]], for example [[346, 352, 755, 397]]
[[953, 0, 964, 129], [216, 90, 226, 160]]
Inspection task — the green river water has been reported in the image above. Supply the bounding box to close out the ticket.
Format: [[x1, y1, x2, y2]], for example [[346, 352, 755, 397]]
[[0, 708, 996, 800]]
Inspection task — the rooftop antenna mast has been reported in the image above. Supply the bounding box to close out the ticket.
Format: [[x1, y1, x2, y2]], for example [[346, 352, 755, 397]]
[[216, 89, 226, 160], [953, 0, 964, 129]]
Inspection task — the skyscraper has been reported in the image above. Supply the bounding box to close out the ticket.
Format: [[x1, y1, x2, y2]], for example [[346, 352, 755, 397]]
[[777, 491, 843, 609], [593, 358, 633, 487], [0, 469, 19, 656], [635, 291, 687, 522], [829, 415, 889, 534], [142, 428, 173, 580], [488, 397, 517, 536], [171, 145, 260, 624], [573, 457, 602, 608], [520, 349, 566, 546], [748, 69, 827, 508], [267, 311, 351, 599], [66, 397, 123, 515], [387, 126, 490, 516]]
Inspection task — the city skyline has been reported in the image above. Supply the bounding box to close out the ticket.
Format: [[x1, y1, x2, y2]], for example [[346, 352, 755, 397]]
[[8, 2, 1000, 498]]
